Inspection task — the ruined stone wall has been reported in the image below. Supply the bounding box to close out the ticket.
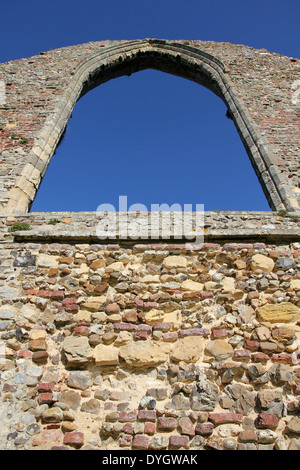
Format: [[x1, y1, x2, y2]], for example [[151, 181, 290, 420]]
[[0, 212, 299, 450], [0, 40, 299, 451]]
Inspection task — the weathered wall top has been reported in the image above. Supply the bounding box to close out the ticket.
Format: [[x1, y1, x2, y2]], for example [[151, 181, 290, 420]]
[[0, 39, 299, 220]]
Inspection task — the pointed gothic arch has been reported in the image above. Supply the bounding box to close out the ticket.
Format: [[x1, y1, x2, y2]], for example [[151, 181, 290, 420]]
[[4, 39, 298, 213]]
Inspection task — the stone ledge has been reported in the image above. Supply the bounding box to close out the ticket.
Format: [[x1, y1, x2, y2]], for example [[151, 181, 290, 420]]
[[1, 211, 299, 244]]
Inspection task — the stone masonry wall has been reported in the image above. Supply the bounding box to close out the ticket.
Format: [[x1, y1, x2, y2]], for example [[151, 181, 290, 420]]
[[0, 212, 300, 450]]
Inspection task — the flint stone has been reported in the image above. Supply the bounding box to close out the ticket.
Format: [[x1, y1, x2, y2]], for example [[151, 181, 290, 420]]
[[257, 429, 277, 443], [257, 389, 282, 411], [275, 257, 296, 270], [169, 392, 190, 410], [225, 383, 256, 415], [149, 436, 169, 450], [13, 255, 36, 267], [67, 371, 92, 390], [191, 377, 219, 411], [80, 398, 100, 414], [271, 327, 295, 343]]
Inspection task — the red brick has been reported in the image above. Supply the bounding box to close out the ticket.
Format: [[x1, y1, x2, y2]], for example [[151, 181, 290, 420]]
[[64, 304, 79, 313], [119, 434, 132, 447], [114, 323, 137, 332], [74, 326, 89, 336], [144, 422, 156, 435], [162, 332, 178, 342], [50, 290, 65, 300], [244, 339, 260, 351], [233, 349, 251, 360], [177, 417, 195, 436], [292, 250, 300, 259], [133, 331, 148, 341], [212, 328, 228, 339], [122, 423, 134, 435], [157, 417, 177, 431], [183, 292, 201, 299], [119, 411, 137, 422], [18, 349, 32, 358], [200, 291, 214, 299], [38, 382, 54, 393], [178, 328, 210, 337], [32, 429, 62, 447], [24, 289, 38, 295], [63, 432, 84, 448], [272, 353, 294, 364], [169, 435, 190, 449], [195, 422, 214, 436], [3, 383, 17, 392], [37, 290, 51, 298], [38, 392, 54, 405], [152, 322, 171, 331], [251, 352, 270, 362], [137, 324, 152, 333], [138, 410, 156, 422], [255, 413, 279, 429], [208, 413, 243, 425], [132, 435, 149, 449], [62, 298, 78, 305], [143, 302, 160, 310]]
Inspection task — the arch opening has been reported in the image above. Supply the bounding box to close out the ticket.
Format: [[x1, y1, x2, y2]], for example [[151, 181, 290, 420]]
[[30, 67, 271, 212], [6, 40, 289, 214]]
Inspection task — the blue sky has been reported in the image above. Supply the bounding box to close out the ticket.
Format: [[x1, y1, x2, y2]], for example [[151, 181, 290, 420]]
[[2, 0, 299, 212]]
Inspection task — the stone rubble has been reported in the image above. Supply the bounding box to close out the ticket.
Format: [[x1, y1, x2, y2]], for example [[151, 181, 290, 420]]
[[0, 235, 299, 450]]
